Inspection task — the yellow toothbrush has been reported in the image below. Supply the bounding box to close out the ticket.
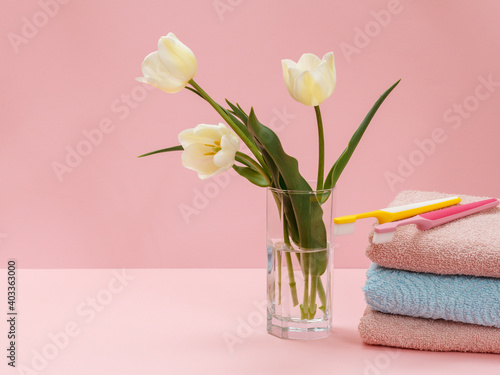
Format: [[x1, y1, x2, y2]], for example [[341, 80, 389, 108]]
[[334, 196, 461, 235]]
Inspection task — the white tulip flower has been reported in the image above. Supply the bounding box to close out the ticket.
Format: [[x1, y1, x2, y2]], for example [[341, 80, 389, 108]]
[[178, 123, 240, 180], [282, 52, 336, 106], [136, 33, 197, 93]]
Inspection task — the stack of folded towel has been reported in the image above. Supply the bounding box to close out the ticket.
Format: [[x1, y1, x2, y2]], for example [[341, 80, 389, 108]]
[[358, 190, 500, 354]]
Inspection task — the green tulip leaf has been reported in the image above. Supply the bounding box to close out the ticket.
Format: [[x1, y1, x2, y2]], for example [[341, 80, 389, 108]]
[[138, 145, 183, 158], [247, 108, 327, 275], [185, 86, 256, 150], [324, 79, 401, 191], [233, 165, 269, 187], [225, 99, 249, 125], [212, 101, 259, 152], [185, 86, 204, 99]]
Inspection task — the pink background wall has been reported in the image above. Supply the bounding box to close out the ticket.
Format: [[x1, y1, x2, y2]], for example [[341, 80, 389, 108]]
[[1, 0, 499, 269]]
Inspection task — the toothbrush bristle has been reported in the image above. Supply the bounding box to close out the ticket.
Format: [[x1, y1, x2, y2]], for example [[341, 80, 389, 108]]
[[334, 223, 355, 236], [372, 231, 395, 245]]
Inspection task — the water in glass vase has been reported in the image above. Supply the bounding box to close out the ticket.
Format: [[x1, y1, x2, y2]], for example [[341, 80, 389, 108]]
[[267, 240, 332, 340]]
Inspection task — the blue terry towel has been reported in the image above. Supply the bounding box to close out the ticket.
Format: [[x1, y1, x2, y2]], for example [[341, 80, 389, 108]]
[[364, 263, 500, 328]]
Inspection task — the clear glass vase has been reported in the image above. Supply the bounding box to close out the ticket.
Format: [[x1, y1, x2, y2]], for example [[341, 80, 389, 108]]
[[266, 185, 334, 340]]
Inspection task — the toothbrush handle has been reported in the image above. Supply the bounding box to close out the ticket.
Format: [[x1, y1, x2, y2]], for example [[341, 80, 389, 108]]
[[381, 196, 461, 223], [374, 198, 499, 233], [374, 216, 426, 233], [418, 198, 499, 228]]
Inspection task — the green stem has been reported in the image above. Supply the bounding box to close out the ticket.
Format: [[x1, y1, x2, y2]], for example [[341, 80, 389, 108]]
[[235, 152, 272, 185], [314, 105, 325, 190], [285, 253, 298, 306], [188, 79, 268, 172], [283, 218, 299, 306], [301, 253, 310, 320], [277, 250, 282, 305], [317, 278, 327, 313], [309, 275, 318, 319]]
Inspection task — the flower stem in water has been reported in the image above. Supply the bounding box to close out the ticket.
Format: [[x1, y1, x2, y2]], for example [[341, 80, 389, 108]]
[[276, 250, 282, 305], [283, 218, 299, 306]]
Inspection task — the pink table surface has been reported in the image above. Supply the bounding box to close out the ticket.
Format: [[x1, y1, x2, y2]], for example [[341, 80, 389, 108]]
[[1, 268, 498, 375]]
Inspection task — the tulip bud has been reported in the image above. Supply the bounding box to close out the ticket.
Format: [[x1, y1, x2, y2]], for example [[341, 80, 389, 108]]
[[136, 32, 197, 93], [282, 52, 336, 106]]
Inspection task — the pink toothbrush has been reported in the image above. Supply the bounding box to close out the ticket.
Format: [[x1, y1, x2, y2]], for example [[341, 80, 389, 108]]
[[372, 198, 500, 244]]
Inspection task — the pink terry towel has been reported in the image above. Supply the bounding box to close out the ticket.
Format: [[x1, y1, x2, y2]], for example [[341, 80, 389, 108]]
[[366, 190, 500, 278], [359, 307, 500, 354]]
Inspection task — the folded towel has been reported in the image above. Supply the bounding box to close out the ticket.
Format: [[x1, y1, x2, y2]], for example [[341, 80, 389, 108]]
[[364, 263, 500, 327], [366, 190, 500, 278], [359, 307, 500, 354]]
